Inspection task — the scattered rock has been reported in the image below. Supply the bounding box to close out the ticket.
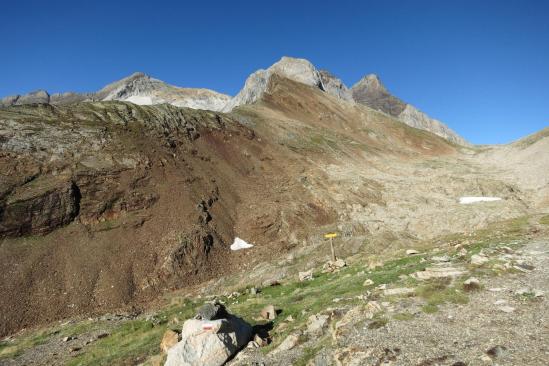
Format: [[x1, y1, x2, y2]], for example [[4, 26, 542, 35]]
[[260, 305, 277, 320], [383, 287, 415, 296], [62, 336, 75, 342], [249, 287, 259, 295], [299, 269, 314, 282], [486, 345, 507, 358], [363, 279, 374, 286], [273, 332, 301, 353], [160, 329, 179, 353], [406, 249, 419, 255], [96, 332, 109, 340], [306, 314, 330, 336], [70, 346, 82, 352], [470, 254, 489, 266], [165, 311, 252, 366], [431, 255, 450, 262], [514, 261, 535, 271], [498, 305, 515, 313], [463, 277, 481, 291], [413, 266, 465, 280], [195, 302, 228, 321], [285, 315, 295, 322], [322, 259, 347, 273], [253, 334, 267, 347]]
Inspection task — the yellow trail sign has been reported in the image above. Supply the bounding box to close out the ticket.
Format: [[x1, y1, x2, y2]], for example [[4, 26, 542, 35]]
[[324, 232, 338, 239]]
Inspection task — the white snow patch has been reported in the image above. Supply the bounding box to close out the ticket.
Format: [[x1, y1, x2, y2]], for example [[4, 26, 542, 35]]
[[230, 237, 254, 251], [459, 196, 502, 204], [123, 95, 153, 105]]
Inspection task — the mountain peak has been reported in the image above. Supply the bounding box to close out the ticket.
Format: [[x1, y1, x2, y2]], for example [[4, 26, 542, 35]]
[[352, 73, 386, 92]]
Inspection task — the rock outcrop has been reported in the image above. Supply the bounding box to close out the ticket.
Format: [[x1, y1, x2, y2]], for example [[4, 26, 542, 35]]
[[319, 70, 353, 102], [222, 56, 324, 112], [165, 305, 252, 366]]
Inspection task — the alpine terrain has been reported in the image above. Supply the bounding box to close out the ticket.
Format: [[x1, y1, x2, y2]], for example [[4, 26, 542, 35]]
[[0, 57, 547, 366]]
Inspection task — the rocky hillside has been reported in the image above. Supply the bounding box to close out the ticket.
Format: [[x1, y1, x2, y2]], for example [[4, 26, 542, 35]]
[[0, 58, 547, 352]]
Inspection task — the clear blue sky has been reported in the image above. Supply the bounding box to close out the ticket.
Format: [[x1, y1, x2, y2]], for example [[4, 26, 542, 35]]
[[1, 0, 548, 144]]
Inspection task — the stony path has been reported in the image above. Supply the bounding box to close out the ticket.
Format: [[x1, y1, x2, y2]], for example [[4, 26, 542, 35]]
[[231, 239, 549, 366]]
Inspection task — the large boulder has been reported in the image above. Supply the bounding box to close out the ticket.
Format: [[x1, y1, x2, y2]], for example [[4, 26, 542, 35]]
[[165, 313, 252, 366]]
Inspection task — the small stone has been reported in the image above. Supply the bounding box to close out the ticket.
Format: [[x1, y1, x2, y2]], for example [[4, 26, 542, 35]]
[[471, 254, 489, 266], [457, 248, 468, 257], [299, 269, 313, 282], [160, 329, 179, 353], [494, 299, 507, 305], [273, 333, 301, 353], [534, 290, 544, 297], [463, 277, 481, 291], [376, 284, 387, 290], [363, 279, 374, 286], [432, 255, 450, 262], [306, 314, 329, 336], [383, 287, 415, 296], [480, 354, 493, 364], [249, 287, 259, 295], [285, 315, 295, 322], [514, 261, 535, 271], [62, 336, 74, 342], [406, 249, 419, 255], [486, 345, 507, 358], [96, 332, 109, 339], [70, 346, 82, 352], [253, 334, 267, 347], [260, 304, 277, 320], [498, 305, 515, 313]]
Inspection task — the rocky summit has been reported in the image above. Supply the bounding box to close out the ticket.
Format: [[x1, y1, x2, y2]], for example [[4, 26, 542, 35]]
[[0, 56, 548, 366]]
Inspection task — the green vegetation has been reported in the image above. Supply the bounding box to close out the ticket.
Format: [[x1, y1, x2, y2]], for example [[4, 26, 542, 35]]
[[540, 215, 549, 226], [416, 278, 469, 308]]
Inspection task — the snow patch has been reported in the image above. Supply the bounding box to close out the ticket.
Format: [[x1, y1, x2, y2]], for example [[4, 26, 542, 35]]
[[459, 196, 502, 204], [230, 237, 254, 251], [123, 95, 153, 105]]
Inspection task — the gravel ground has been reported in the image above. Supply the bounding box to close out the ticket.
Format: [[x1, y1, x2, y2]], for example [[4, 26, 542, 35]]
[[231, 239, 549, 366]]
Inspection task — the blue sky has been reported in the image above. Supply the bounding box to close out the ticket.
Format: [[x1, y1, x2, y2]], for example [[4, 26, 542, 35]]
[[1, 0, 548, 144]]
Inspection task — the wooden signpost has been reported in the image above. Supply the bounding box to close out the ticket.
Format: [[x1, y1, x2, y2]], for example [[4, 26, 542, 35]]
[[324, 232, 338, 262]]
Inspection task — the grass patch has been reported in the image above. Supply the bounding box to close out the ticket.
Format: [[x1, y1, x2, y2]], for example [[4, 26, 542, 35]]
[[416, 278, 469, 307], [422, 304, 439, 314], [540, 215, 549, 226]]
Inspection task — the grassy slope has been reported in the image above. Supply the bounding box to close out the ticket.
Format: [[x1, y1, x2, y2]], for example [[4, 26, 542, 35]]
[[1, 215, 539, 365]]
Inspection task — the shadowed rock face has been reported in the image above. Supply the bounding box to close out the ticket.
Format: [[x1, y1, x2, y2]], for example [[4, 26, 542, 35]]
[[319, 70, 353, 102], [351, 74, 406, 117], [351, 74, 468, 145]]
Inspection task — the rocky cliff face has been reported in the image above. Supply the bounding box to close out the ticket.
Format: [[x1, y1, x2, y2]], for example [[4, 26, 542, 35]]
[[351, 74, 406, 116], [319, 70, 353, 102], [351, 74, 468, 145], [222, 57, 325, 112]]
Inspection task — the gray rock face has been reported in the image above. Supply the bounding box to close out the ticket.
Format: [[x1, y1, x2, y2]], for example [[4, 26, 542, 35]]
[[351, 74, 468, 145], [1, 90, 50, 107], [397, 104, 468, 146], [351, 74, 406, 117], [165, 314, 252, 366], [319, 70, 353, 101], [223, 56, 324, 112]]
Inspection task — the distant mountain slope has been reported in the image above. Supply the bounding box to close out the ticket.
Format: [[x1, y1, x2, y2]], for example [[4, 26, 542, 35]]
[[223, 57, 468, 145], [351, 74, 468, 146], [0, 73, 231, 111], [0, 56, 467, 144]]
